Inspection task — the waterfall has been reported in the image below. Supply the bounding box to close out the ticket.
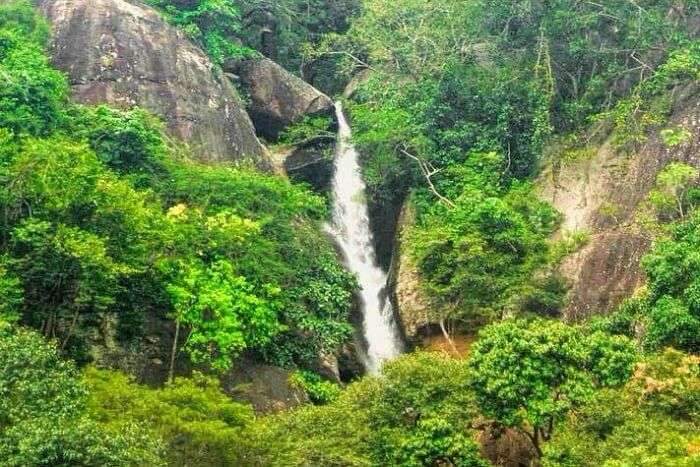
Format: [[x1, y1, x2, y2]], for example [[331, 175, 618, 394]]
[[326, 101, 403, 374]]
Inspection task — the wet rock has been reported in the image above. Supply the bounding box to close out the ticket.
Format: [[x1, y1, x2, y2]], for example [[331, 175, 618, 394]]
[[283, 144, 334, 192], [38, 0, 268, 166], [312, 351, 341, 384], [337, 337, 367, 382]]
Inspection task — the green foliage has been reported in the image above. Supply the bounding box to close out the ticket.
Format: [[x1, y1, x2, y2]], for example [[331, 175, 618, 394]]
[[322, 0, 700, 195], [159, 161, 358, 367], [0, 260, 22, 322], [0, 0, 356, 372], [167, 259, 282, 371], [598, 41, 700, 150], [146, 0, 359, 75], [601, 207, 700, 353], [242, 0, 361, 77], [544, 349, 700, 466], [289, 370, 341, 405], [648, 162, 700, 220], [246, 352, 486, 466], [278, 115, 335, 146], [0, 323, 85, 427], [408, 179, 561, 323], [3, 1, 700, 465], [661, 126, 693, 148], [481, 1, 700, 133], [145, 0, 252, 65], [0, 323, 161, 466], [468, 318, 638, 456], [86, 367, 253, 466], [68, 105, 170, 186], [0, 0, 67, 137], [391, 417, 488, 467]]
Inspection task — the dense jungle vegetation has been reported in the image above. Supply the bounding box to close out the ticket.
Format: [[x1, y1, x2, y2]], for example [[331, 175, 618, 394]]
[[1, 0, 699, 465]]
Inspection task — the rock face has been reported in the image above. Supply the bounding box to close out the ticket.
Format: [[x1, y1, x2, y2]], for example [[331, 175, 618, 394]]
[[388, 202, 433, 341], [283, 143, 335, 192], [38, 0, 267, 165], [539, 84, 700, 320], [223, 362, 309, 414], [231, 57, 334, 140]]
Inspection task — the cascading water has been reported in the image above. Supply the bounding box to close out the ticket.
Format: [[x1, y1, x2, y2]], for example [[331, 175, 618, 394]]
[[326, 101, 403, 374]]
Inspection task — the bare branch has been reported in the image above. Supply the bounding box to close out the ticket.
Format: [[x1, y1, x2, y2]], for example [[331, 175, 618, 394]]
[[323, 51, 376, 72], [399, 147, 455, 208]]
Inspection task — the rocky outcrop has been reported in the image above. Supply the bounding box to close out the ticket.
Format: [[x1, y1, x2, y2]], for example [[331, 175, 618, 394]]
[[283, 144, 335, 192], [230, 57, 334, 140], [477, 423, 537, 467], [539, 83, 700, 320], [38, 0, 268, 166], [223, 362, 309, 414], [389, 202, 432, 341]]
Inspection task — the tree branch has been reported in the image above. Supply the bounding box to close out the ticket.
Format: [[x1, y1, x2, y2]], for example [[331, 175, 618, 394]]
[[323, 51, 376, 72], [399, 148, 456, 208]]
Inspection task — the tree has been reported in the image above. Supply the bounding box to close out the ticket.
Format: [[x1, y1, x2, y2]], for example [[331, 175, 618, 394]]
[[0, 322, 85, 427], [467, 319, 637, 457], [165, 259, 282, 374], [648, 162, 699, 219], [85, 368, 253, 466], [544, 349, 700, 466], [0, 1, 68, 138], [0, 323, 161, 466], [408, 180, 561, 331]]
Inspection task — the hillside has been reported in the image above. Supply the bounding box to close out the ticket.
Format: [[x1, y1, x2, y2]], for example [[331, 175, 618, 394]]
[[1, 0, 699, 466]]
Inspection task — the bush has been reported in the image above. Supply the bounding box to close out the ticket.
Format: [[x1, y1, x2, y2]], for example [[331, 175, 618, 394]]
[[289, 370, 341, 405], [86, 368, 253, 466], [246, 352, 486, 466], [544, 349, 700, 466], [0, 323, 161, 466]]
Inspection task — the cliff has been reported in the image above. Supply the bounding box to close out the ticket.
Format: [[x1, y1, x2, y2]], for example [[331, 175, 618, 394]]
[[38, 0, 268, 165], [539, 84, 700, 320], [388, 202, 432, 342]]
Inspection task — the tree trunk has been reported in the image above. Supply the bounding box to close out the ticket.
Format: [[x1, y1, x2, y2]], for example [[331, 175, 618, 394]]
[[439, 318, 459, 356], [169, 320, 180, 383], [60, 309, 80, 351], [523, 426, 543, 459], [44, 311, 55, 339]]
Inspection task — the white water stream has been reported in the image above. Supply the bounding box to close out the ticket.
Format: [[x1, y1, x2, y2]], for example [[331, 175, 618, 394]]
[[326, 102, 403, 373]]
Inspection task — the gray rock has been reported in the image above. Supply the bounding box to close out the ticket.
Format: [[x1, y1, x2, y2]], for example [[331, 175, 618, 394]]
[[539, 83, 700, 320], [388, 202, 433, 341], [223, 362, 309, 414], [283, 144, 334, 192], [38, 0, 268, 166], [230, 57, 334, 140]]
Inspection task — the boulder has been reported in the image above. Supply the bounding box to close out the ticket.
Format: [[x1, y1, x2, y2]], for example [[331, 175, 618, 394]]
[[38, 0, 268, 166], [230, 57, 334, 140], [222, 362, 309, 414], [283, 144, 335, 192]]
